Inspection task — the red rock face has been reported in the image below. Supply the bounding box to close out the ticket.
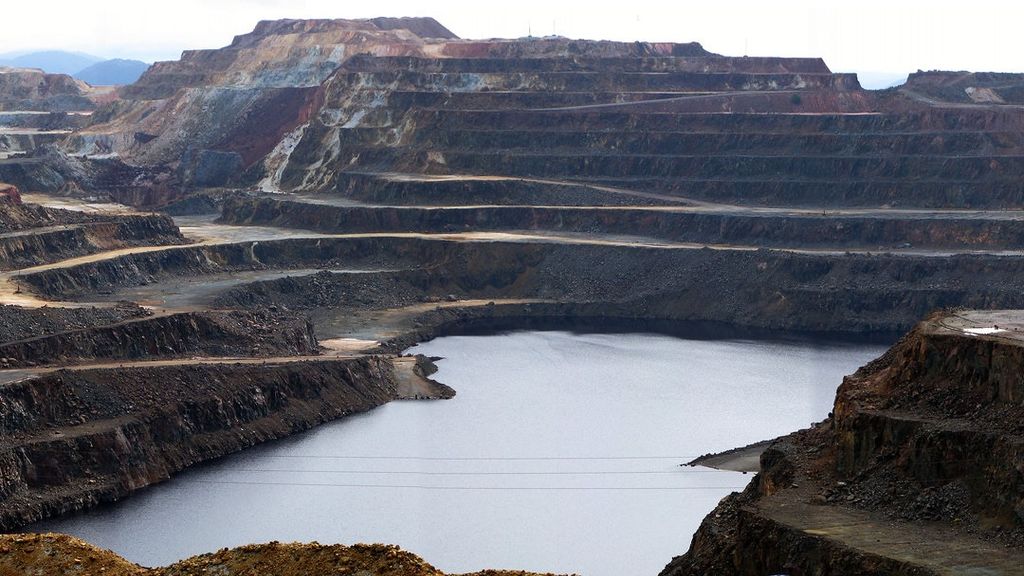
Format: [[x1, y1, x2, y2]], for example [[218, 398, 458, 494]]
[[0, 183, 21, 204], [64, 18, 750, 197]]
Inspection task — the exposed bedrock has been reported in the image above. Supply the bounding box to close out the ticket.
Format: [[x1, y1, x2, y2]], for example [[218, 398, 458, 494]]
[[369, 148, 1024, 183], [0, 304, 149, 344], [0, 157, 68, 192], [831, 317, 1024, 527], [0, 132, 69, 158], [0, 356, 449, 530], [415, 107, 1024, 134], [48, 17, 921, 200], [211, 252, 1024, 338], [0, 200, 92, 232], [340, 53, 826, 73], [405, 126, 1024, 157], [0, 111, 91, 130], [662, 311, 1024, 575], [22, 235, 1024, 334], [221, 196, 1024, 250], [333, 173, 682, 206], [0, 310, 319, 368], [0, 226, 101, 270], [0, 209, 184, 271]]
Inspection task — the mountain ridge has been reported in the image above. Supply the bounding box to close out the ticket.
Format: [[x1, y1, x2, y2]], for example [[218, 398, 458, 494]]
[[0, 50, 149, 86], [74, 58, 150, 86]]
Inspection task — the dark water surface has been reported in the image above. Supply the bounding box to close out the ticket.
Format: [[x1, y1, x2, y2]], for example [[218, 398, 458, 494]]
[[31, 331, 886, 575]]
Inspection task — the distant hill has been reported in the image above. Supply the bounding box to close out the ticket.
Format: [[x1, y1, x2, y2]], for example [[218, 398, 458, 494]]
[[0, 50, 102, 75], [74, 59, 150, 86]]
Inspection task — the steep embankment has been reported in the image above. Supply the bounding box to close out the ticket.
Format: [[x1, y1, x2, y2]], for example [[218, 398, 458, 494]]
[[0, 303, 149, 343], [0, 356, 452, 530], [0, 309, 318, 368], [20, 234, 1024, 336], [661, 309, 1024, 575], [0, 196, 185, 270], [221, 196, 1024, 251]]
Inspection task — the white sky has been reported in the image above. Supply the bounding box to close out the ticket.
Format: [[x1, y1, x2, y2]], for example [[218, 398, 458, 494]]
[[1, 0, 1022, 77]]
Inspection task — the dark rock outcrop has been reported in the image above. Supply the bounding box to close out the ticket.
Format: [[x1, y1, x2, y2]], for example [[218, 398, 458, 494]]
[[221, 195, 1024, 251], [661, 310, 1024, 575], [0, 357, 414, 530], [0, 310, 319, 368], [0, 203, 184, 270], [0, 304, 148, 345], [21, 234, 1024, 337]]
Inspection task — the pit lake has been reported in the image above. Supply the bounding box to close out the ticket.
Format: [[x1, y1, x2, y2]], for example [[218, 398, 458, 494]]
[[31, 330, 887, 576]]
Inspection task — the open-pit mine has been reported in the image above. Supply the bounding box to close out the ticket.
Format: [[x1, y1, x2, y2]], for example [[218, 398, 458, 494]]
[[1, 16, 1023, 576]]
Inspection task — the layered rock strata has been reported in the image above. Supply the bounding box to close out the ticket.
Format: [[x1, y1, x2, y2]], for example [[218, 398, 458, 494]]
[[661, 309, 1024, 575], [0, 356, 450, 530]]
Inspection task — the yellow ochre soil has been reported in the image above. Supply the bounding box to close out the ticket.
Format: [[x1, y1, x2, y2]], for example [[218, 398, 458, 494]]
[[0, 534, 570, 576]]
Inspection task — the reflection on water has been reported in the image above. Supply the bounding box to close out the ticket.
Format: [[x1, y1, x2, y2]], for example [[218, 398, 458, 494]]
[[31, 331, 885, 576]]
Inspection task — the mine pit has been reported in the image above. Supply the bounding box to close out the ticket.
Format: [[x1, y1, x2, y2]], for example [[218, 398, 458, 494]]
[[2, 14, 1024, 576], [27, 331, 884, 576]]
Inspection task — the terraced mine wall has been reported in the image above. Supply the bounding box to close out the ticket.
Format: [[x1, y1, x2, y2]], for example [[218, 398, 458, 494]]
[[382, 149, 1024, 183], [0, 112, 91, 130], [4, 19, 1024, 573], [904, 71, 1024, 105], [696, 505, 938, 576], [0, 310, 318, 368], [662, 313, 1024, 575], [314, 104, 1024, 209], [222, 196, 1024, 250], [0, 213, 184, 270], [339, 54, 831, 74], [333, 173, 1024, 211], [832, 326, 1024, 525], [0, 158, 68, 193], [17, 236, 1024, 336], [0, 304, 149, 344], [0, 357, 422, 530], [0, 132, 69, 157], [0, 227, 97, 271], [334, 173, 678, 206], [0, 201, 91, 232], [0, 68, 96, 112]]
